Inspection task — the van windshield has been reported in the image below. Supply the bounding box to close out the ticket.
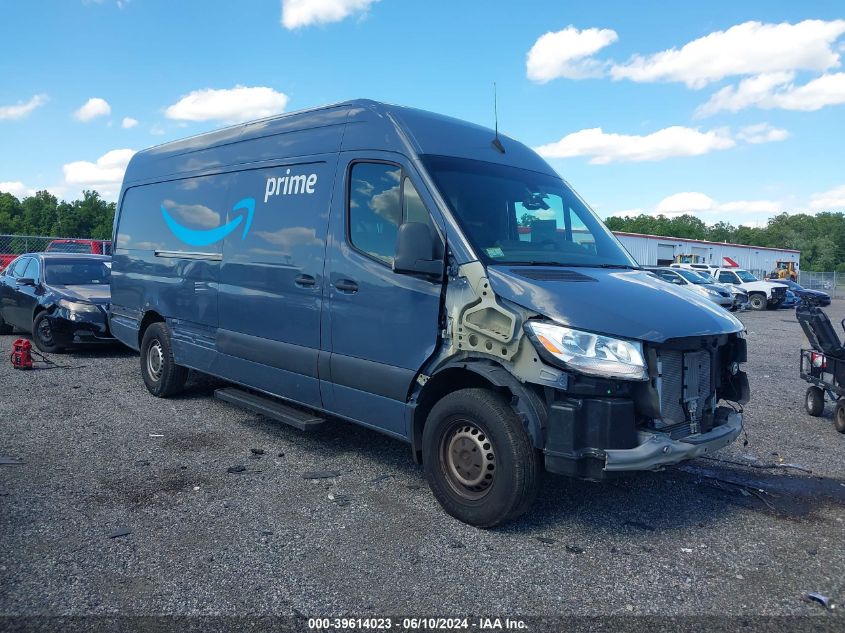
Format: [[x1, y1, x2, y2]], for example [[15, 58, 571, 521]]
[[421, 155, 637, 268]]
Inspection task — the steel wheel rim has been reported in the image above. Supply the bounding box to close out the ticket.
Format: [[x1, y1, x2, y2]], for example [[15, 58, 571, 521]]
[[147, 339, 164, 381], [440, 419, 496, 500]]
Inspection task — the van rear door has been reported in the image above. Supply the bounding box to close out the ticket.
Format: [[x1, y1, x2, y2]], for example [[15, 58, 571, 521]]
[[323, 153, 444, 437]]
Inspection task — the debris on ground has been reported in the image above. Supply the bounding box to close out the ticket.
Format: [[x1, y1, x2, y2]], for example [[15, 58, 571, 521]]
[[327, 493, 350, 507], [803, 592, 832, 609], [565, 545, 584, 554], [302, 470, 340, 480], [371, 474, 392, 484], [107, 528, 132, 539], [536, 537, 555, 545], [227, 464, 247, 474], [149, 434, 163, 438], [250, 448, 265, 455], [277, 452, 285, 457], [0, 456, 25, 465]]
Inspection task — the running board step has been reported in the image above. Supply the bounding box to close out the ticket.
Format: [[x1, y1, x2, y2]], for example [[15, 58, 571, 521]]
[[214, 388, 326, 431]]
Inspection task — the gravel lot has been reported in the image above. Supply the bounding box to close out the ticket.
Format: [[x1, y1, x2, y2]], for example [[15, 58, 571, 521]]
[[1, 302, 844, 621]]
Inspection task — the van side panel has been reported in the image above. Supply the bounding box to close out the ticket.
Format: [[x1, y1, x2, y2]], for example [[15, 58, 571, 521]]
[[111, 173, 234, 358], [213, 156, 338, 409]]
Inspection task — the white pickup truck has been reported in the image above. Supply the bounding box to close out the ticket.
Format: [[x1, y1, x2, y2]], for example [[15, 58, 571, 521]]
[[712, 268, 787, 311]]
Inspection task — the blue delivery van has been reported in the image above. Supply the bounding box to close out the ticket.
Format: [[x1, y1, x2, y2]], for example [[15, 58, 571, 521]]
[[110, 99, 749, 526]]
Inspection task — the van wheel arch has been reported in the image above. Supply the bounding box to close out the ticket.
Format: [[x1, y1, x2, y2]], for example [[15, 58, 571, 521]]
[[411, 360, 547, 465], [138, 310, 165, 348]]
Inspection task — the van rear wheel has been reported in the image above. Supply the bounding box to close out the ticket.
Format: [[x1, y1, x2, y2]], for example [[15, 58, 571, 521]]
[[422, 388, 541, 527], [140, 322, 188, 397]]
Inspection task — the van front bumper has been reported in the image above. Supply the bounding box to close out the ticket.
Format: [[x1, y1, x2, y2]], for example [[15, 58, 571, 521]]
[[603, 410, 743, 471]]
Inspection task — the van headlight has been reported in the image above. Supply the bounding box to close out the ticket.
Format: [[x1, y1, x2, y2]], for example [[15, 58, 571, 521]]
[[58, 299, 100, 313], [525, 321, 647, 381]]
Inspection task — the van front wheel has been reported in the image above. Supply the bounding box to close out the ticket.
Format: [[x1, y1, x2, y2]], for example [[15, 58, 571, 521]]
[[140, 322, 188, 397], [422, 388, 541, 527]]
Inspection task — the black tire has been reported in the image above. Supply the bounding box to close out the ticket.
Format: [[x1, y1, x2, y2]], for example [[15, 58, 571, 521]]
[[422, 388, 541, 527], [748, 294, 767, 311], [32, 312, 64, 353], [805, 386, 825, 417], [0, 311, 12, 334], [140, 321, 188, 397], [835, 400, 845, 434]]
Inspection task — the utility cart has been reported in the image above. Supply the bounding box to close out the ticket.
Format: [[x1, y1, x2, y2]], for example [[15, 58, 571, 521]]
[[797, 303, 845, 433]]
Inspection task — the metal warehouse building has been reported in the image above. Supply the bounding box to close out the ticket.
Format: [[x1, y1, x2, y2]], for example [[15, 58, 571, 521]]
[[612, 231, 800, 275]]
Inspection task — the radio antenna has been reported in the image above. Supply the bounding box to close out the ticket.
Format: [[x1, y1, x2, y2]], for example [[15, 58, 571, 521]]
[[491, 82, 505, 154]]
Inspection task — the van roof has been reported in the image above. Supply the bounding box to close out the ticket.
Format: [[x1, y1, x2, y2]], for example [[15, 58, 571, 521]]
[[122, 99, 556, 186]]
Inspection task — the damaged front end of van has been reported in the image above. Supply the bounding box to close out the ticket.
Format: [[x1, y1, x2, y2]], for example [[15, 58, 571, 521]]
[[417, 259, 749, 480]]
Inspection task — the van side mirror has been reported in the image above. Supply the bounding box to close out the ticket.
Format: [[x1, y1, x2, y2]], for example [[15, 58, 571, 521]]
[[393, 222, 443, 279], [17, 277, 35, 286]]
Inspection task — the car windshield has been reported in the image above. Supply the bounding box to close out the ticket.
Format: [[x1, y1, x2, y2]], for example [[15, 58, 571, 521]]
[[45, 260, 111, 285], [421, 155, 637, 268], [694, 271, 718, 283], [675, 269, 708, 284], [736, 270, 759, 282]]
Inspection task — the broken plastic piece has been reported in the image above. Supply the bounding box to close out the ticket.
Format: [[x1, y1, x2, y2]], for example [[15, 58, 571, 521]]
[[804, 592, 831, 609], [108, 528, 132, 539]]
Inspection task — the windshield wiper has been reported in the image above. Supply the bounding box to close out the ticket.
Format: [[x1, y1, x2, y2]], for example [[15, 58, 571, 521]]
[[504, 261, 639, 269]]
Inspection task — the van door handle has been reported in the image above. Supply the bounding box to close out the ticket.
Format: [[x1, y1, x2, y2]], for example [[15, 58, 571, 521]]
[[333, 279, 359, 294], [295, 274, 316, 288]]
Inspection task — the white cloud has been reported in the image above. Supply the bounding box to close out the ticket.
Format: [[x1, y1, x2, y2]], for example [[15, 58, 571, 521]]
[[611, 19, 845, 88], [63, 148, 135, 200], [698, 71, 845, 116], [526, 26, 618, 83], [535, 125, 735, 164], [281, 0, 379, 30], [655, 191, 781, 217], [121, 116, 138, 129], [0, 94, 48, 120], [736, 123, 790, 144], [0, 181, 35, 199], [164, 85, 289, 124], [810, 185, 845, 210], [74, 97, 111, 122]]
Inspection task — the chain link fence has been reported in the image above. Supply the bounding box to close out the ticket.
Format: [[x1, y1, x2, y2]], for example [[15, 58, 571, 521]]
[[0, 234, 112, 271]]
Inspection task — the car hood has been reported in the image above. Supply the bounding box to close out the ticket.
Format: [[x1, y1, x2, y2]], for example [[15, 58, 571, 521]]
[[796, 288, 829, 297], [51, 284, 111, 304], [487, 266, 743, 343]]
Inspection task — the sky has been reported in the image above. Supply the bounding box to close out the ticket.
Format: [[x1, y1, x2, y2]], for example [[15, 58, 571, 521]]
[[1, 0, 844, 227]]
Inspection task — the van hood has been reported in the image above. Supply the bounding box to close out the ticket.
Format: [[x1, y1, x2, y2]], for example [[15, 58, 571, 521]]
[[487, 266, 743, 344]]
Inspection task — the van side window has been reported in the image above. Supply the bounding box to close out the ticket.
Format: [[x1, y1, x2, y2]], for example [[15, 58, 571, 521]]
[[349, 162, 403, 264]]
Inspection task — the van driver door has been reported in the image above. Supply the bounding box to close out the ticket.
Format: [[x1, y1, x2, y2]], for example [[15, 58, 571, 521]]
[[323, 152, 445, 437]]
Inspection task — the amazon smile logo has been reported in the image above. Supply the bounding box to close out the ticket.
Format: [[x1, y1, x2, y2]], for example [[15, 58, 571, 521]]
[[161, 198, 255, 247]]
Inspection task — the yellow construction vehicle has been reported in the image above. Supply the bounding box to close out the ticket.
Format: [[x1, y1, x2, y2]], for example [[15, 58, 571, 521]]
[[674, 253, 704, 265], [773, 261, 798, 281]]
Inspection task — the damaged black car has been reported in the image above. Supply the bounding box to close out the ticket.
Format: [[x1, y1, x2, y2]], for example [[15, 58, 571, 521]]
[[0, 253, 112, 352]]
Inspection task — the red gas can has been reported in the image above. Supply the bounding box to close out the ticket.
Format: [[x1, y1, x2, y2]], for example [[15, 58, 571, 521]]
[[10, 338, 33, 370]]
